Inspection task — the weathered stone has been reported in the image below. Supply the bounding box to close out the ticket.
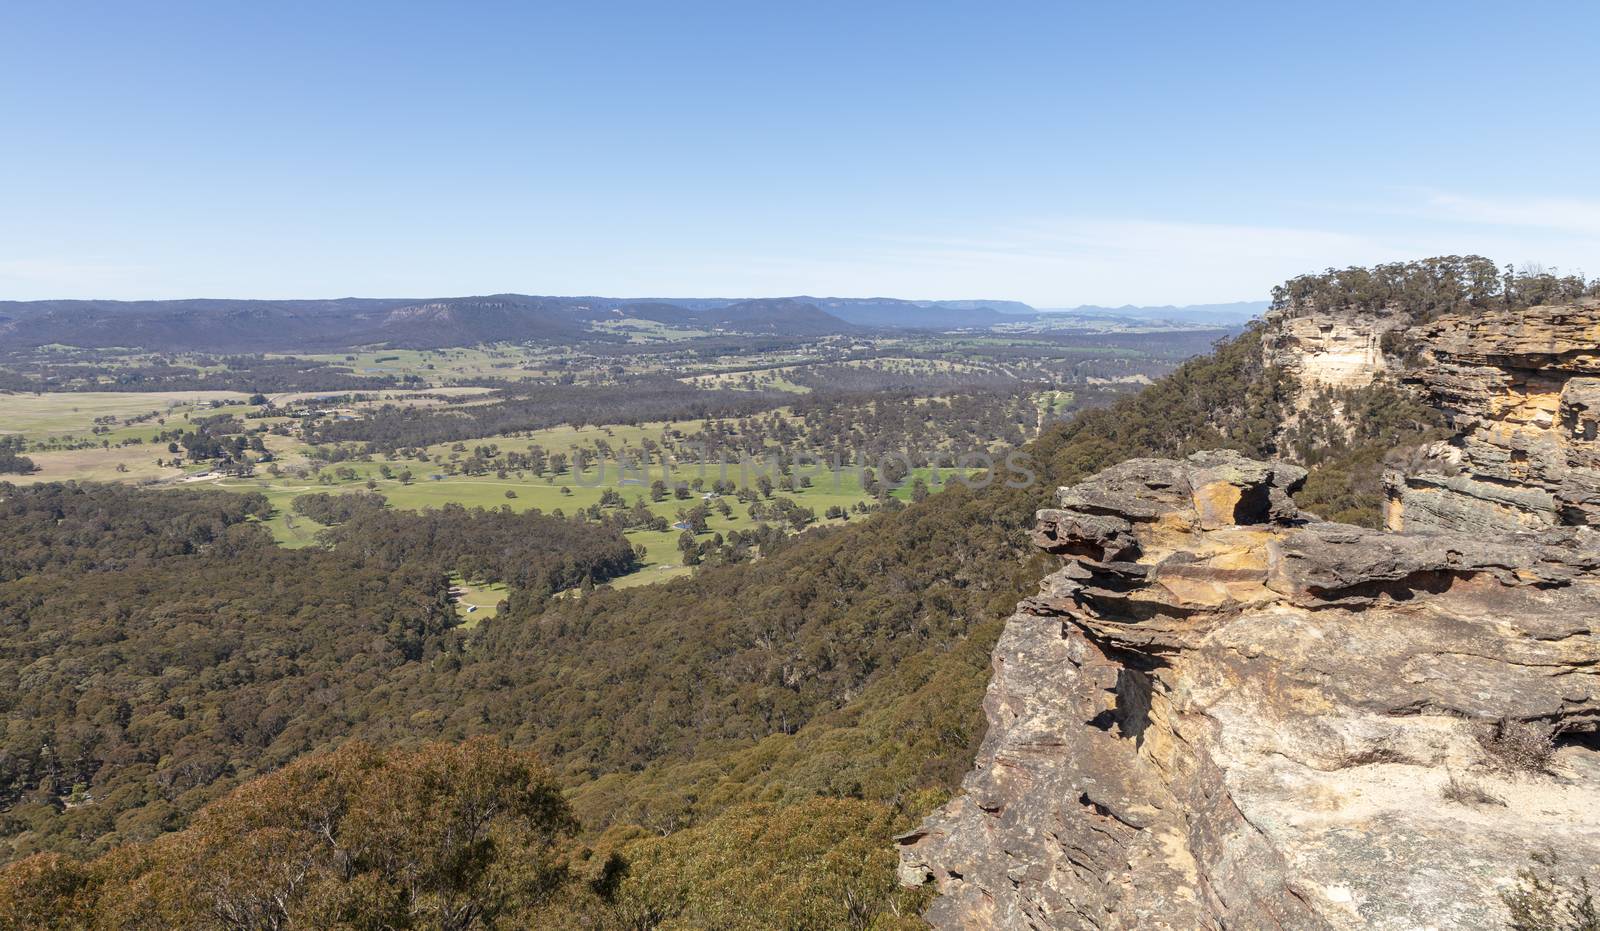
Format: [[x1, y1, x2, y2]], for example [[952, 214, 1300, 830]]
[[1390, 301, 1600, 531], [903, 301, 1600, 930], [900, 453, 1600, 931], [1185, 449, 1306, 528], [1262, 308, 1406, 389]]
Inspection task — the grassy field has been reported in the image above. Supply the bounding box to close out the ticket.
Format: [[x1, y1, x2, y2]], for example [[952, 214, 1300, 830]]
[[7, 446, 182, 484], [1040, 390, 1076, 414], [0, 389, 267, 485], [212, 452, 970, 582], [591, 318, 712, 342], [449, 575, 510, 627], [0, 389, 498, 485], [273, 346, 572, 382], [4, 387, 991, 589], [0, 390, 248, 437], [679, 368, 811, 393]]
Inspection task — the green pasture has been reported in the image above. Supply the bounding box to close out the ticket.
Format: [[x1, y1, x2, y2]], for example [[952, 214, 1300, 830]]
[[276, 345, 565, 383], [215, 451, 972, 583], [0, 390, 248, 438], [591, 318, 711, 342], [8, 384, 999, 590], [449, 575, 510, 627]]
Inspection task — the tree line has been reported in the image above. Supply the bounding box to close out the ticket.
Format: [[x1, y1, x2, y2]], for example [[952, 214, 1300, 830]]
[[1271, 255, 1598, 320], [0, 437, 35, 475]]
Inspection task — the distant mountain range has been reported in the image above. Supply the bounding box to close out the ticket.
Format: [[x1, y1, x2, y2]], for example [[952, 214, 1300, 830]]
[[600, 298, 852, 336], [619, 297, 1035, 328], [1034, 301, 1268, 325], [0, 295, 1262, 353], [0, 297, 594, 353], [797, 297, 1034, 328]]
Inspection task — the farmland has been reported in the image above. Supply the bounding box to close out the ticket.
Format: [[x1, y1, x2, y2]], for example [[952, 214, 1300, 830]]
[[0, 327, 1204, 589], [2, 389, 1008, 583]]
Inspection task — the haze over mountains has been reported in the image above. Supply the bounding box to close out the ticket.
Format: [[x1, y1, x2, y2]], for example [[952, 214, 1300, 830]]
[[1037, 300, 1268, 325], [0, 294, 1261, 353]]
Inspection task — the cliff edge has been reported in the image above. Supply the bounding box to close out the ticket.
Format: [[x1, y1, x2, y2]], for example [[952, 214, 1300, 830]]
[[899, 302, 1600, 930]]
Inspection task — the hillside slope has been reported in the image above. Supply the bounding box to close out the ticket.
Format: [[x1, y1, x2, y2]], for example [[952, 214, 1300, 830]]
[[3, 258, 1591, 929]]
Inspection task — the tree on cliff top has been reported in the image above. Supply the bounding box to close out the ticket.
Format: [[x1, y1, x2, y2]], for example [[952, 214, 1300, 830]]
[[1272, 255, 1597, 321]]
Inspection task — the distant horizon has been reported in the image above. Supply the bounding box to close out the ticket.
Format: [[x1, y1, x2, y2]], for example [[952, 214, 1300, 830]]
[[0, 292, 1270, 314], [6, 3, 1595, 303]]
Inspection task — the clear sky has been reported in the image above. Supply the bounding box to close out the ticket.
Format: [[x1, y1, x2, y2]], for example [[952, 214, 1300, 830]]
[[3, 1, 1597, 305]]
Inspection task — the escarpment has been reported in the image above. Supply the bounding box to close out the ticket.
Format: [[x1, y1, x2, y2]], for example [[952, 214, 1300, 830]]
[[1262, 306, 1405, 389], [1386, 300, 1600, 533], [900, 302, 1600, 930]]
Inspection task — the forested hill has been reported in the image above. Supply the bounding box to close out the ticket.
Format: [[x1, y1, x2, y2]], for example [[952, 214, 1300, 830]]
[[2, 258, 1579, 928], [0, 295, 1264, 353], [0, 296, 596, 352], [0, 294, 1041, 352]]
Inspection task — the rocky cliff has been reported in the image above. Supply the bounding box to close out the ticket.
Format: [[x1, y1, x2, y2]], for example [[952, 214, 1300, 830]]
[[1386, 301, 1600, 534], [1261, 307, 1405, 390], [899, 303, 1600, 930]]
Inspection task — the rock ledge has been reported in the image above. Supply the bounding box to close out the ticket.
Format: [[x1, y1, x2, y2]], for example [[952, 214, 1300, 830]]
[[900, 450, 1600, 930]]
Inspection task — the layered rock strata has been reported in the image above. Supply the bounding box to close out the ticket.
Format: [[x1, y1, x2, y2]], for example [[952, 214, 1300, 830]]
[[1386, 301, 1600, 533], [1261, 309, 1406, 390], [899, 451, 1600, 930]]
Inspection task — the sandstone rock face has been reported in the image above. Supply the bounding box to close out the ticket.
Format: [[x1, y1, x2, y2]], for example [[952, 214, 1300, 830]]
[[1261, 308, 1406, 390], [899, 451, 1600, 930], [1387, 301, 1600, 532]]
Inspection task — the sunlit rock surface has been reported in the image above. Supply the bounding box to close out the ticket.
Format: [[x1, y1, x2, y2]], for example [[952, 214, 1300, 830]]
[[899, 451, 1600, 930], [1387, 301, 1600, 532]]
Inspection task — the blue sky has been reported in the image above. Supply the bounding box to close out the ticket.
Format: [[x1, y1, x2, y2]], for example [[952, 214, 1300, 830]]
[[3, 1, 1597, 305]]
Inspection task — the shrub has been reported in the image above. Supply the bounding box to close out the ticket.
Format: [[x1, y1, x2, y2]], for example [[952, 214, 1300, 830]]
[[1440, 771, 1505, 807], [1503, 851, 1600, 931], [1476, 719, 1557, 775]]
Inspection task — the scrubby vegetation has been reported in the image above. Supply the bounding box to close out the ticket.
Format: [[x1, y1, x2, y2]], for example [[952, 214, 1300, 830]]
[[1272, 255, 1597, 321], [0, 741, 928, 931], [1476, 719, 1559, 775], [1502, 851, 1599, 931], [1440, 772, 1505, 808], [0, 739, 573, 930]]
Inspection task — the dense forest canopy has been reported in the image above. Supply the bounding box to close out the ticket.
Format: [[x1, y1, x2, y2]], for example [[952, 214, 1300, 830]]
[[313, 498, 640, 596], [0, 483, 644, 865]]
